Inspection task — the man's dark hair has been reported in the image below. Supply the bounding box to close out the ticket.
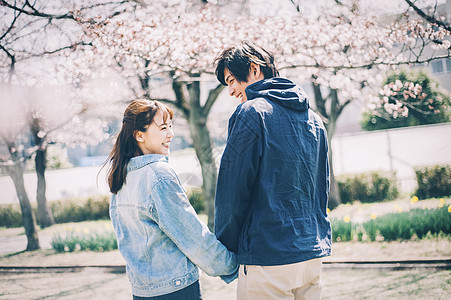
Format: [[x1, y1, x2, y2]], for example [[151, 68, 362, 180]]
[[215, 41, 279, 86]]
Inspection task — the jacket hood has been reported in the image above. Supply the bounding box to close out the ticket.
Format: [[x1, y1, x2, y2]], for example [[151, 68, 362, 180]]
[[245, 77, 309, 111]]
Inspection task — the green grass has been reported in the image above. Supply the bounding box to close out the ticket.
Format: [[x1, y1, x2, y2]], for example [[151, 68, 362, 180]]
[[51, 230, 117, 252], [49, 222, 117, 253], [331, 206, 451, 242]]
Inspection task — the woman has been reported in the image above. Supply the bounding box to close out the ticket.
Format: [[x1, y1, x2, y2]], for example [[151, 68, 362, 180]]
[[106, 99, 238, 299]]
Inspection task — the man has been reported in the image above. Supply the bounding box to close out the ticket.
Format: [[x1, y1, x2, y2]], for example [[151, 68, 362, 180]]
[[214, 41, 332, 300]]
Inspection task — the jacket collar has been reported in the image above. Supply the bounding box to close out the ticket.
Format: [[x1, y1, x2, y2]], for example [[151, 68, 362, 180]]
[[127, 154, 168, 171]]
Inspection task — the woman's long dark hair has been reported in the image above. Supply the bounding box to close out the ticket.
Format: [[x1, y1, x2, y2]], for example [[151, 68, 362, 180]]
[[106, 99, 173, 194]]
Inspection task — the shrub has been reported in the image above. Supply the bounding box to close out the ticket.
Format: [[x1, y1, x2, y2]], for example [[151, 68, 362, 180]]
[[361, 206, 451, 242], [85, 197, 110, 220], [426, 206, 451, 235], [377, 212, 413, 241], [0, 195, 110, 228], [331, 220, 353, 242], [51, 229, 117, 253], [355, 224, 364, 242], [338, 172, 399, 204], [187, 188, 205, 214], [50, 234, 66, 253], [361, 68, 451, 131], [331, 205, 451, 242], [414, 164, 451, 199], [0, 204, 23, 228], [50, 196, 110, 223], [410, 209, 431, 239], [362, 220, 378, 241]]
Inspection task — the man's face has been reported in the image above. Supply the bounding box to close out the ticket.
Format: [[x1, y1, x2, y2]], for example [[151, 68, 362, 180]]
[[224, 68, 259, 103]]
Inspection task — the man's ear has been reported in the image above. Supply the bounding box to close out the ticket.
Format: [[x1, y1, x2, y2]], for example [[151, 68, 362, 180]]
[[250, 63, 263, 80], [135, 131, 144, 143]]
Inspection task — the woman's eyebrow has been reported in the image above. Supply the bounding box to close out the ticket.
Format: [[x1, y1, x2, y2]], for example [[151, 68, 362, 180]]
[[154, 121, 171, 127]]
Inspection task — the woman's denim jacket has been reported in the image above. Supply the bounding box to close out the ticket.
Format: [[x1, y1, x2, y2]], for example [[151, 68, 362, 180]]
[[110, 154, 238, 297]]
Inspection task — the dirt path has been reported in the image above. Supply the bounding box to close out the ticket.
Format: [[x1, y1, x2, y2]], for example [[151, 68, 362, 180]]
[[1, 219, 451, 299], [1, 265, 450, 299], [0, 270, 237, 300]]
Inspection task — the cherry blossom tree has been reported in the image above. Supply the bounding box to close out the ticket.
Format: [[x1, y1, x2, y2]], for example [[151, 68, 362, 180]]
[[284, 0, 451, 207], [76, 1, 259, 228], [2, 0, 450, 242], [0, 85, 40, 250], [362, 68, 451, 130], [80, 0, 450, 220], [0, 0, 132, 249]]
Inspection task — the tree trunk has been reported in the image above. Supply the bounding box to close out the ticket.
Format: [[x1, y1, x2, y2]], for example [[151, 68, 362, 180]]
[[326, 125, 340, 210], [3, 138, 40, 251], [311, 82, 341, 209], [35, 147, 55, 228], [30, 117, 55, 228], [325, 89, 341, 209], [8, 163, 40, 251], [186, 80, 217, 230]]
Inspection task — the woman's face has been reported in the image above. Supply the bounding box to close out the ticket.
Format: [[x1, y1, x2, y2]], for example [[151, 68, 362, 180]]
[[136, 109, 174, 156]]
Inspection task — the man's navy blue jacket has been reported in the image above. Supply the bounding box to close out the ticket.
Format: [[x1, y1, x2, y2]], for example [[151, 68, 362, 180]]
[[214, 77, 332, 266]]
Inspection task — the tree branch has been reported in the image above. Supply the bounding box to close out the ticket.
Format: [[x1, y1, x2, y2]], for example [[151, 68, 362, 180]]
[[311, 80, 328, 122], [171, 73, 190, 118], [1, 0, 130, 23], [337, 99, 352, 116], [22, 42, 93, 60], [280, 53, 450, 71], [404, 0, 451, 32], [0, 44, 16, 82], [77, 1, 129, 13], [203, 83, 224, 116], [44, 104, 90, 139], [0, 2, 25, 41], [288, 0, 301, 13], [141, 95, 182, 112], [1, 0, 76, 20]]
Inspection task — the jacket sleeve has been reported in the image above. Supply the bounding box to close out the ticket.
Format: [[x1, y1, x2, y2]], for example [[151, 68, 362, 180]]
[[149, 173, 238, 283], [214, 106, 262, 253]]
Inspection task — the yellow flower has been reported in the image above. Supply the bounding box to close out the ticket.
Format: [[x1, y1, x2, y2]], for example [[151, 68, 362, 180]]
[[343, 215, 351, 223], [439, 198, 445, 208], [410, 196, 419, 204], [370, 213, 377, 220], [448, 206, 451, 213], [326, 208, 331, 214]]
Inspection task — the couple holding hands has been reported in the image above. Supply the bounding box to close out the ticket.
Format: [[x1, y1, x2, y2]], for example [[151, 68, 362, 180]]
[[107, 41, 332, 300]]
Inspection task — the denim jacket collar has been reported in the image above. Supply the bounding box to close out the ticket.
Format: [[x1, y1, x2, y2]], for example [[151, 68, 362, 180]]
[[127, 154, 168, 172]]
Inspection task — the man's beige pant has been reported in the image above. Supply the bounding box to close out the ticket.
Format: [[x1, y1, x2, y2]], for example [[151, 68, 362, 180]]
[[237, 258, 323, 300]]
